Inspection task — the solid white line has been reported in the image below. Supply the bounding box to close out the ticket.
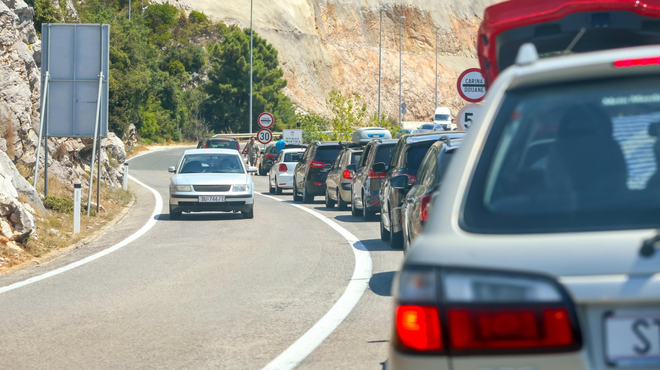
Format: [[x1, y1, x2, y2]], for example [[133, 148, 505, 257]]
[[257, 193, 373, 370], [0, 175, 163, 295]]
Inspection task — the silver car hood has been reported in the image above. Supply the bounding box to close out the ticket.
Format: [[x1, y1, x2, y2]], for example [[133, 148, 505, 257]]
[[172, 173, 249, 186]]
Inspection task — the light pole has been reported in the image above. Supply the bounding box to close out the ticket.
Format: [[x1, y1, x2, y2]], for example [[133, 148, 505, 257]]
[[378, 8, 386, 125], [128, 0, 131, 20], [249, 0, 254, 135], [435, 26, 441, 110], [399, 16, 405, 127]]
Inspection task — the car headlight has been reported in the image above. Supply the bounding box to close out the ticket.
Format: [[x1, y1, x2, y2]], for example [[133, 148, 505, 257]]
[[232, 184, 250, 192], [173, 185, 192, 192]]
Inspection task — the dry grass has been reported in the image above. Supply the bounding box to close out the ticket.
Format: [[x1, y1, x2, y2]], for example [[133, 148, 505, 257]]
[[2, 119, 15, 160]]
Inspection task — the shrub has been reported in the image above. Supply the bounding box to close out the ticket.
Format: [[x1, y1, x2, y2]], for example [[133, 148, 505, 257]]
[[43, 196, 74, 214]]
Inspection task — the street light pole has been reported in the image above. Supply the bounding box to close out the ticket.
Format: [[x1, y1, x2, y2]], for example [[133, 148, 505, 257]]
[[399, 16, 405, 127], [249, 0, 254, 135], [128, 0, 131, 20], [435, 26, 441, 110], [378, 8, 386, 126]]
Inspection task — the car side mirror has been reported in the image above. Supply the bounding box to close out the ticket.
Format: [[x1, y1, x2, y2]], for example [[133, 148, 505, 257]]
[[372, 162, 387, 174], [391, 175, 409, 190], [247, 167, 258, 173], [168, 166, 176, 173], [649, 122, 660, 137], [346, 164, 356, 171]]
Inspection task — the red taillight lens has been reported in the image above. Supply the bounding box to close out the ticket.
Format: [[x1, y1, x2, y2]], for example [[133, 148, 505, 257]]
[[448, 308, 573, 350], [408, 175, 417, 185], [396, 305, 443, 351], [368, 170, 386, 179], [266, 154, 275, 160], [343, 170, 353, 179], [278, 163, 288, 172], [614, 57, 660, 68], [310, 160, 325, 169], [205, 142, 209, 148], [420, 193, 432, 222]]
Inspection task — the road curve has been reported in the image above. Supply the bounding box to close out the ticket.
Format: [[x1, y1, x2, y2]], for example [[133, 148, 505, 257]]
[[0, 147, 402, 369]]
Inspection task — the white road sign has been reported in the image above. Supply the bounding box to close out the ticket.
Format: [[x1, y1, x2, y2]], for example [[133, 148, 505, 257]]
[[257, 129, 273, 145], [258, 112, 274, 129], [457, 68, 486, 103], [283, 129, 303, 145], [456, 104, 482, 131]]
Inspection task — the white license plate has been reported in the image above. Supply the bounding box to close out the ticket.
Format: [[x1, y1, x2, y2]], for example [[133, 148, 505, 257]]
[[605, 312, 660, 366], [199, 196, 225, 203]]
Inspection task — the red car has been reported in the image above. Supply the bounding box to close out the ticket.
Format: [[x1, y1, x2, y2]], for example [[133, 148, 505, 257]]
[[478, 0, 660, 87]]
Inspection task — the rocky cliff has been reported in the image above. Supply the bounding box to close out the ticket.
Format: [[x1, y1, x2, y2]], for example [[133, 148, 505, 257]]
[[158, 0, 500, 121]]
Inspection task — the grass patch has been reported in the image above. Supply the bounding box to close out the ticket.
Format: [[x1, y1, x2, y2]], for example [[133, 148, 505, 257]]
[[43, 196, 74, 214]]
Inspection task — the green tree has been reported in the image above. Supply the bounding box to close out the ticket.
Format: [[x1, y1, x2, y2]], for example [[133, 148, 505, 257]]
[[325, 89, 368, 141]]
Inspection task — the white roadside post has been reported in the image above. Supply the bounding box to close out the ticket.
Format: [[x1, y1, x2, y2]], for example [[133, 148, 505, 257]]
[[123, 162, 129, 191], [73, 183, 81, 234]]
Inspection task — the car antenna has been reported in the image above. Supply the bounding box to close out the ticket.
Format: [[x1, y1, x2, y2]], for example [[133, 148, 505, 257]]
[[564, 27, 586, 55]]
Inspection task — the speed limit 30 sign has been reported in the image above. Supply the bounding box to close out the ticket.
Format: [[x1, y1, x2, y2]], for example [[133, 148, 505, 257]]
[[257, 129, 273, 145]]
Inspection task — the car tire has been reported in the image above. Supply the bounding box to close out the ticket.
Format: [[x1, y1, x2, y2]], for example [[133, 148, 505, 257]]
[[169, 205, 182, 220], [293, 181, 302, 202], [337, 190, 348, 211], [363, 193, 375, 221], [351, 194, 362, 217], [303, 184, 314, 204], [269, 179, 275, 194], [275, 183, 282, 195], [389, 209, 403, 249], [325, 189, 336, 208], [380, 212, 390, 241], [242, 206, 254, 219]]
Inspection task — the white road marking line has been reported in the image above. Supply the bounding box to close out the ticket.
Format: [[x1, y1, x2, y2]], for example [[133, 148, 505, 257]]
[[0, 175, 163, 295], [257, 193, 373, 370]]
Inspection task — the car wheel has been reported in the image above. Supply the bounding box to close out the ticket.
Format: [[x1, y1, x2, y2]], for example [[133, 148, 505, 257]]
[[325, 189, 336, 208], [242, 205, 254, 219], [303, 184, 314, 204], [389, 209, 403, 249], [402, 225, 410, 254], [380, 211, 390, 241], [293, 181, 302, 202], [169, 205, 182, 220], [351, 193, 362, 217], [269, 178, 275, 194], [362, 193, 375, 221], [337, 190, 348, 211], [275, 183, 282, 195]]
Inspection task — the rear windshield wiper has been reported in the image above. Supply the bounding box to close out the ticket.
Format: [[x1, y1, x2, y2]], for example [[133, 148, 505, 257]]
[[640, 230, 660, 258]]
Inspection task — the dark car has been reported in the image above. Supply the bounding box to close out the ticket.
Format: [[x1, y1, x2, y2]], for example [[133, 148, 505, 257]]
[[325, 146, 363, 210], [400, 138, 462, 252], [351, 139, 397, 220], [293, 142, 344, 203], [259, 142, 307, 175], [379, 131, 466, 248], [197, 137, 240, 151]]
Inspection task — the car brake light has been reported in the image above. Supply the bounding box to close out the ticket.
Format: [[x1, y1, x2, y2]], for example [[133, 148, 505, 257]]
[[420, 193, 432, 222], [343, 170, 353, 179], [310, 160, 325, 169], [278, 163, 288, 172], [313, 182, 323, 186], [368, 170, 386, 179], [205, 142, 209, 148], [396, 306, 443, 351], [266, 154, 275, 160], [614, 57, 660, 68]]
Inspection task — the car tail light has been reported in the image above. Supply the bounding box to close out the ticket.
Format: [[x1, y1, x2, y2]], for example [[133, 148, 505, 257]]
[[396, 306, 443, 351], [205, 142, 209, 148], [266, 154, 275, 160], [614, 57, 660, 68], [420, 193, 432, 222], [368, 170, 386, 179], [313, 182, 323, 186], [343, 170, 353, 179], [278, 163, 288, 172], [310, 160, 325, 169], [393, 269, 581, 355], [408, 175, 417, 185]]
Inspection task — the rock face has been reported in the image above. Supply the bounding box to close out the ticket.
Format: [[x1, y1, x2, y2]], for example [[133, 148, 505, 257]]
[[156, 0, 502, 121]]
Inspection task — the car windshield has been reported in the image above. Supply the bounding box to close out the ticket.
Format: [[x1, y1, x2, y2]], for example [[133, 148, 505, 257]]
[[406, 142, 435, 176], [375, 144, 396, 165], [315, 146, 343, 162], [464, 75, 660, 233], [179, 154, 245, 174], [284, 152, 303, 162], [434, 114, 450, 121], [419, 124, 434, 130]]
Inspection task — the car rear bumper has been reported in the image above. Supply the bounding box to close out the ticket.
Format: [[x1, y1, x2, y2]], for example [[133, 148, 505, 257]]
[[276, 173, 294, 189], [169, 194, 254, 212], [304, 180, 326, 196]]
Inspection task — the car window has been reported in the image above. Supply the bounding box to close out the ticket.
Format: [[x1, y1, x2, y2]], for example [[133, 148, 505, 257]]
[[374, 144, 396, 166], [435, 148, 458, 187], [179, 154, 245, 174], [416, 147, 438, 187], [333, 151, 344, 169], [420, 124, 434, 130], [351, 152, 362, 166], [284, 152, 302, 162], [435, 114, 451, 121], [302, 146, 313, 161], [390, 140, 404, 168], [464, 75, 660, 233], [315, 146, 343, 162], [208, 140, 239, 150], [359, 145, 372, 168], [405, 142, 435, 177]]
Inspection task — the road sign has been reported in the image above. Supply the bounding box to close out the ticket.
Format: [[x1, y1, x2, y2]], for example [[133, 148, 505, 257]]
[[258, 112, 274, 129], [257, 129, 273, 144], [456, 104, 482, 131], [283, 129, 303, 145], [401, 103, 407, 115], [457, 68, 486, 103]]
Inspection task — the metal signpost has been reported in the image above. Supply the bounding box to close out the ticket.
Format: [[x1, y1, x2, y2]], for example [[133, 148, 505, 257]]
[[457, 68, 487, 103], [38, 24, 110, 215]]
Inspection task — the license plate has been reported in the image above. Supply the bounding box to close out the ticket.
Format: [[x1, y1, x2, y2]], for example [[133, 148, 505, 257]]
[[605, 312, 660, 366], [199, 196, 225, 203]]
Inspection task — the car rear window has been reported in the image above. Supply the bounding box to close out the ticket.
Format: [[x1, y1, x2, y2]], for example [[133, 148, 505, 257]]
[[464, 75, 660, 233], [284, 152, 303, 162], [420, 124, 433, 130], [405, 142, 435, 176], [208, 140, 239, 150], [315, 146, 343, 162], [375, 144, 396, 165], [350, 152, 362, 165]]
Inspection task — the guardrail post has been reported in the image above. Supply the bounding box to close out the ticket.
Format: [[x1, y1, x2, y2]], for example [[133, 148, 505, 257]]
[[123, 162, 129, 191], [73, 183, 81, 234]]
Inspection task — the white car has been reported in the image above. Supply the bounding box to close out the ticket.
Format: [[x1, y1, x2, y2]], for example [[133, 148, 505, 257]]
[[168, 149, 257, 219], [388, 45, 660, 370], [269, 148, 305, 194]]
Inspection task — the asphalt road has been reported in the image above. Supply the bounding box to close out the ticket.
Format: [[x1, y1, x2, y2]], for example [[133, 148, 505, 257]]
[[0, 147, 403, 370]]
